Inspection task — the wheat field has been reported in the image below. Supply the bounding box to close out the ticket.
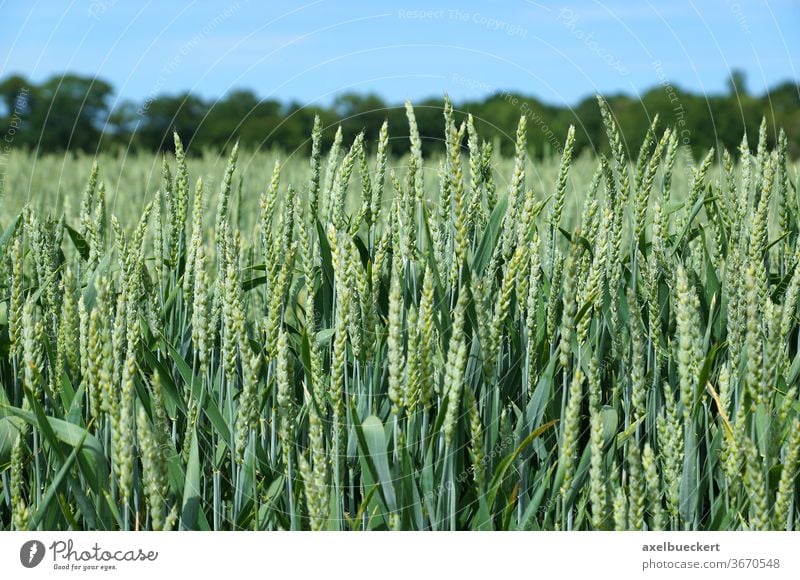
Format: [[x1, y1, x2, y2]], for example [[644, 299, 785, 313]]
[[0, 97, 798, 531]]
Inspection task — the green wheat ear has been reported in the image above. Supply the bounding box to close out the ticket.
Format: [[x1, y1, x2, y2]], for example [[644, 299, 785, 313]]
[[1, 99, 799, 531]]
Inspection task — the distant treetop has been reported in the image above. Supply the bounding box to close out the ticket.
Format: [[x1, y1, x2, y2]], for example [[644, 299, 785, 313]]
[[0, 71, 797, 159]]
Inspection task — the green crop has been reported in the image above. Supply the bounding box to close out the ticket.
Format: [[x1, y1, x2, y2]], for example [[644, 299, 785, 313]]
[[0, 98, 799, 531]]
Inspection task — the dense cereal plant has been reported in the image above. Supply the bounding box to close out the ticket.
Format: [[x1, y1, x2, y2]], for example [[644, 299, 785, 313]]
[[0, 97, 799, 531]]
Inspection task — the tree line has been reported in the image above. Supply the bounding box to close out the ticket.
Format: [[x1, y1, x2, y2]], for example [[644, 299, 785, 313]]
[[0, 71, 797, 159]]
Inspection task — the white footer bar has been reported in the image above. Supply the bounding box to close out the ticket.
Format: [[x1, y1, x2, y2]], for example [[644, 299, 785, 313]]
[[1, 532, 798, 579]]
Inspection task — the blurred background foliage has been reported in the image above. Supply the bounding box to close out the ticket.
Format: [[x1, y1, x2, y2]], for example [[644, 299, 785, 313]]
[[0, 70, 797, 160]]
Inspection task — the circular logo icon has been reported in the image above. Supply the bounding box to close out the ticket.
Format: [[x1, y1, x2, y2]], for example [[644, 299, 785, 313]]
[[20, 540, 46, 568]]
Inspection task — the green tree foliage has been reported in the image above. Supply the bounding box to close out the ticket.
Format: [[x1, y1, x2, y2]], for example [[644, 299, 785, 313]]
[[1, 71, 798, 159]]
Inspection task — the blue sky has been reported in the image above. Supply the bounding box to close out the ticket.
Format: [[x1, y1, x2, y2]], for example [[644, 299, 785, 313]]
[[1, 0, 797, 108]]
